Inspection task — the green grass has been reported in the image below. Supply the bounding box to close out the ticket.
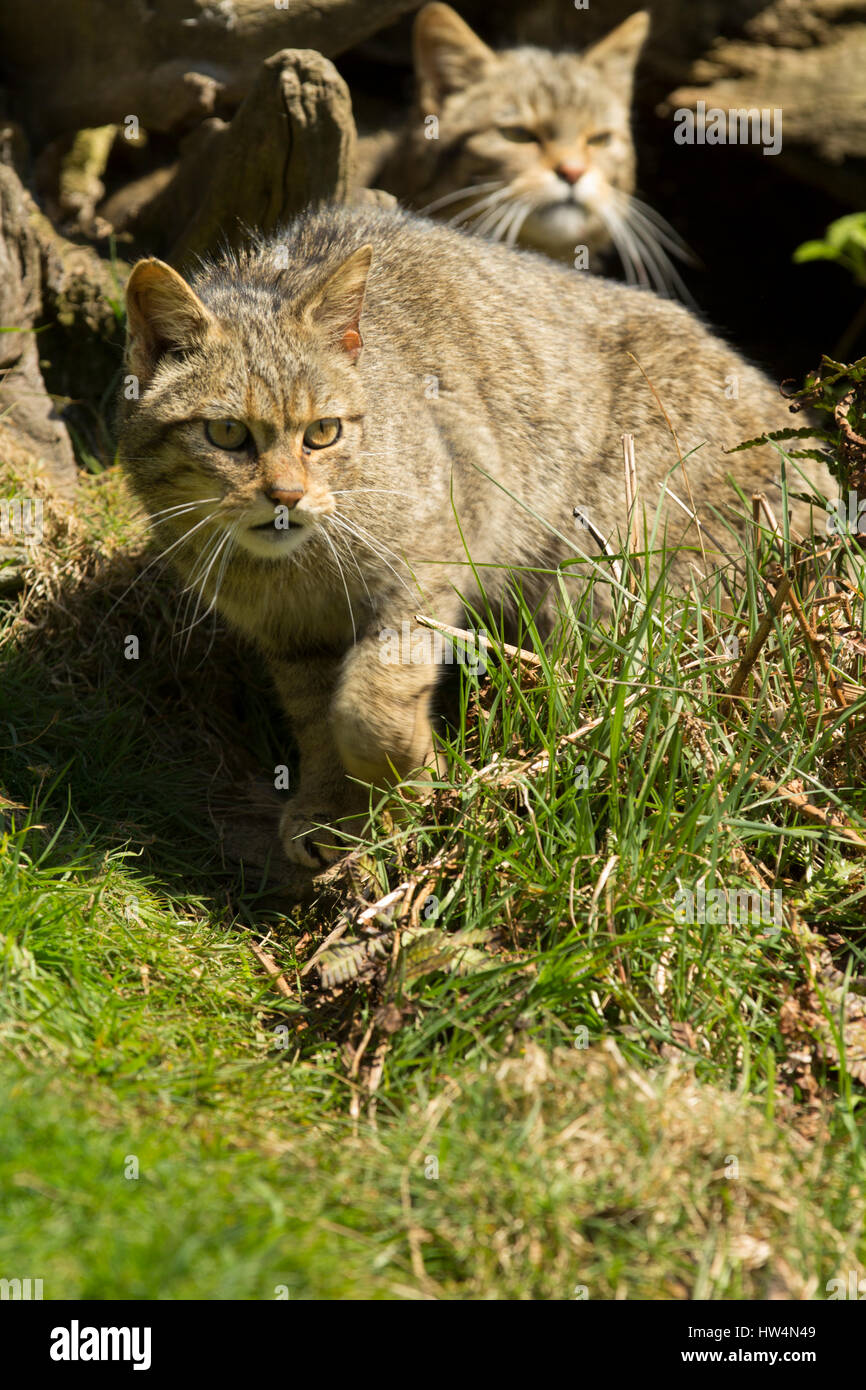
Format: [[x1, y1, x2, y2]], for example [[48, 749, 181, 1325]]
[[1, 457, 866, 1298]]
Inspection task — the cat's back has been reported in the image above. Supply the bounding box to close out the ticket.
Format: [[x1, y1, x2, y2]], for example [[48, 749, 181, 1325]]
[[233, 202, 705, 399], [198, 203, 797, 496]]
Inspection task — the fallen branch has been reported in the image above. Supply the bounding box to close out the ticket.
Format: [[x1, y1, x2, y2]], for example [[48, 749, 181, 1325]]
[[1, 0, 424, 140]]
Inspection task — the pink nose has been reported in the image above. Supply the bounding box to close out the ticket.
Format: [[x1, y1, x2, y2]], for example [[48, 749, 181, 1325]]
[[555, 161, 584, 186], [266, 484, 304, 508]]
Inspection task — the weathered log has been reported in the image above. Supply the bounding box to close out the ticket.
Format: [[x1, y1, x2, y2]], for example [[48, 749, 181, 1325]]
[[0, 0, 424, 142], [659, 11, 866, 207], [0, 166, 78, 498]]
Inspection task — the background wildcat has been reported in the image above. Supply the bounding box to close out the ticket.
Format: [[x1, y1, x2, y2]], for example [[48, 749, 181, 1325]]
[[369, 4, 691, 296]]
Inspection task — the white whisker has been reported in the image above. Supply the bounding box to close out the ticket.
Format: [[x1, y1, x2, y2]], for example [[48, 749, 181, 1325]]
[[504, 199, 532, 247], [480, 198, 518, 242], [324, 521, 374, 604], [321, 530, 357, 644], [103, 510, 219, 627], [330, 515, 415, 597], [419, 180, 505, 217], [143, 498, 221, 534], [199, 522, 239, 663], [596, 205, 646, 288], [613, 192, 697, 262], [182, 523, 238, 660], [449, 186, 514, 230], [145, 496, 221, 522], [606, 193, 697, 303], [619, 215, 694, 302], [176, 524, 228, 650], [331, 487, 414, 498]]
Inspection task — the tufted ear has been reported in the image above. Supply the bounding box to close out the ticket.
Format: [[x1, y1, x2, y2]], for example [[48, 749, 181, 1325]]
[[303, 244, 373, 363], [125, 258, 218, 384], [583, 10, 650, 88], [414, 3, 496, 113]]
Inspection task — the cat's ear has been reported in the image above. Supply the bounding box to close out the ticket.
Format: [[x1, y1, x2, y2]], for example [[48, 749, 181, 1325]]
[[414, 3, 496, 111], [583, 9, 650, 87], [125, 258, 217, 383], [304, 244, 373, 363]]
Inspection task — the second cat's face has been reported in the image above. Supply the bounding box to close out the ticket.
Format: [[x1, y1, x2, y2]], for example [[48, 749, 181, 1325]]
[[438, 51, 636, 257], [412, 5, 649, 262]]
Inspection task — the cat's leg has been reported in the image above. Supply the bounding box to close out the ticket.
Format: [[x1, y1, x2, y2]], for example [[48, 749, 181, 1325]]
[[272, 608, 457, 866], [331, 616, 451, 791], [269, 653, 370, 868]]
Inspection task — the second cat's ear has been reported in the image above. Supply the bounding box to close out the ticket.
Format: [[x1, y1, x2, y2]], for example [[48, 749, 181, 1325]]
[[126, 259, 217, 384], [583, 9, 650, 86], [304, 244, 373, 363], [414, 3, 496, 112]]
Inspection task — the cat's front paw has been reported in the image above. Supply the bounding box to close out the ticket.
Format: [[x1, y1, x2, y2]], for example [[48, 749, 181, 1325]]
[[279, 802, 353, 869]]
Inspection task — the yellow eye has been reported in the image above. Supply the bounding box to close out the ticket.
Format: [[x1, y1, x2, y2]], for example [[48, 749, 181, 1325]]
[[303, 418, 342, 449], [205, 419, 250, 451], [497, 125, 537, 143], [587, 131, 612, 147]]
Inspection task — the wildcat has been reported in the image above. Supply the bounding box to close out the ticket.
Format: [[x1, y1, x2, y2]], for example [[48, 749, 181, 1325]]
[[119, 202, 830, 869], [372, 4, 691, 296]]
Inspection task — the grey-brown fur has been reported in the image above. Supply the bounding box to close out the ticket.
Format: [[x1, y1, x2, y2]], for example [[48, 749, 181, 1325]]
[[119, 201, 831, 866]]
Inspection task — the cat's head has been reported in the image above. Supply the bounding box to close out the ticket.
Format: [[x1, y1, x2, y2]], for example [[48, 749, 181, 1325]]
[[411, 3, 649, 261], [119, 244, 373, 572]]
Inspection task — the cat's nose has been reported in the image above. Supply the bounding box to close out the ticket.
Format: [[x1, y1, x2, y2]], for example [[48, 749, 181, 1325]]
[[555, 161, 584, 186], [265, 483, 304, 509]]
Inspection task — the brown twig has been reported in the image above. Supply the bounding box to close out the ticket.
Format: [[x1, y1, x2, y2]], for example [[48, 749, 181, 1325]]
[[249, 938, 292, 998], [622, 432, 641, 596], [573, 507, 625, 590], [786, 585, 848, 711], [721, 574, 793, 717], [414, 612, 541, 669], [468, 683, 650, 794], [739, 767, 866, 852]]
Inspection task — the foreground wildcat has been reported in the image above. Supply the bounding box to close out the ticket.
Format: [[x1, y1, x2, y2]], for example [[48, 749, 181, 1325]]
[[119, 203, 829, 867]]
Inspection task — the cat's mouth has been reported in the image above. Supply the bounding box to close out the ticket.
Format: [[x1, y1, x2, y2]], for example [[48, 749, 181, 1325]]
[[250, 516, 304, 531], [238, 512, 313, 559]]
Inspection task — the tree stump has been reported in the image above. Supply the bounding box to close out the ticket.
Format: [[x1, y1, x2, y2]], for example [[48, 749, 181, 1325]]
[[151, 48, 359, 269]]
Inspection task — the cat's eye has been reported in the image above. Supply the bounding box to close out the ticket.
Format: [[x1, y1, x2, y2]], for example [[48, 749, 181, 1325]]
[[497, 125, 537, 143], [303, 418, 342, 449], [587, 131, 613, 147], [205, 418, 250, 451]]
